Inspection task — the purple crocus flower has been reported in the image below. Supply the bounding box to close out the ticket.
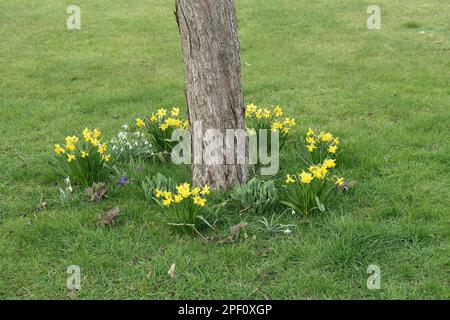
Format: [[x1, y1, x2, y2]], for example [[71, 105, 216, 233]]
[[118, 176, 128, 186]]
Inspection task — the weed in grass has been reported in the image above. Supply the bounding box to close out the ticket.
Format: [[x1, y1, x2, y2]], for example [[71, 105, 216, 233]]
[[404, 21, 422, 29]]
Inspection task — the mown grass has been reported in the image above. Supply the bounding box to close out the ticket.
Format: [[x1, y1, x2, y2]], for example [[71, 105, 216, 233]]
[[0, 0, 449, 299]]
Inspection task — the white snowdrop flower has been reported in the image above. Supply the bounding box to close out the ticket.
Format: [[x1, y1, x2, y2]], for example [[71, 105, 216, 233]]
[[119, 132, 128, 140], [121, 148, 124, 152], [112, 145, 118, 151], [291, 209, 296, 215], [122, 124, 129, 130], [144, 140, 149, 145], [67, 186, 73, 193], [284, 228, 292, 235], [135, 142, 138, 146]]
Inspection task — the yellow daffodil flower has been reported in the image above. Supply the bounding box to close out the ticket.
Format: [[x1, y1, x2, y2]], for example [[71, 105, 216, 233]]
[[321, 132, 333, 142], [149, 114, 157, 122], [98, 143, 107, 154], [271, 121, 283, 132], [163, 191, 173, 199], [197, 197, 206, 207], [309, 165, 327, 179], [191, 187, 201, 196], [136, 118, 146, 128], [263, 108, 271, 118], [165, 117, 181, 128], [255, 108, 263, 119], [154, 189, 163, 198], [93, 128, 101, 139], [66, 143, 76, 152], [299, 171, 313, 184], [54, 144, 65, 155], [306, 136, 315, 144], [162, 197, 172, 206], [91, 138, 99, 147], [307, 144, 317, 152], [201, 185, 210, 195], [246, 103, 257, 113], [82, 128, 91, 142], [176, 183, 191, 198], [171, 107, 180, 117], [156, 108, 167, 118], [274, 105, 283, 117], [284, 117, 296, 127], [65, 135, 79, 146], [323, 159, 336, 169], [193, 196, 206, 207], [285, 174, 295, 184], [174, 194, 183, 203], [328, 145, 337, 154]]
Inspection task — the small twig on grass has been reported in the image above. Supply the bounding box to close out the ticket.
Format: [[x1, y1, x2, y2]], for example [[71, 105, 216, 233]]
[[239, 206, 251, 213], [33, 186, 47, 215]]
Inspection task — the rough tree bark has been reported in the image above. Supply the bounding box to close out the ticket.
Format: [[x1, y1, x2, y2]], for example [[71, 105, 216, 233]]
[[175, 0, 248, 190]]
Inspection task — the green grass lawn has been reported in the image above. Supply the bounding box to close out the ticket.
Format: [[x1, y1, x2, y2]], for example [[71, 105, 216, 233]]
[[0, 0, 449, 299]]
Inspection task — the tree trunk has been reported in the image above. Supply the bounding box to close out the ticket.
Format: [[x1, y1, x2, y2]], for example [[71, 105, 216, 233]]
[[175, 0, 248, 190]]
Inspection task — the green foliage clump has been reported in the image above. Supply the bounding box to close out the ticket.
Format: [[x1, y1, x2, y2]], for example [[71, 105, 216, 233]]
[[141, 173, 176, 205], [231, 177, 278, 215]]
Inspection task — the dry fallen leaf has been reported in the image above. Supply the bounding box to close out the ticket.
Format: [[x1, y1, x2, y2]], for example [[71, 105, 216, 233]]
[[168, 263, 176, 279], [97, 207, 119, 227], [202, 222, 249, 245], [85, 182, 108, 202], [66, 288, 77, 300], [230, 222, 248, 241]]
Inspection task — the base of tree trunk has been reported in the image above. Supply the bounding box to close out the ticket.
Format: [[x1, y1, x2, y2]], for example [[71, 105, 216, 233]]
[[175, 0, 249, 190]]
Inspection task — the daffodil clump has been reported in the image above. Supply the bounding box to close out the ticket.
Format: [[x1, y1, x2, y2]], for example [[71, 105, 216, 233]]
[[281, 158, 347, 215], [135, 107, 189, 157], [154, 183, 211, 233], [54, 128, 113, 187], [245, 103, 297, 150], [302, 128, 340, 165]]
